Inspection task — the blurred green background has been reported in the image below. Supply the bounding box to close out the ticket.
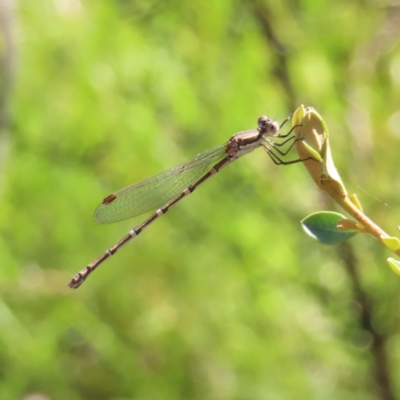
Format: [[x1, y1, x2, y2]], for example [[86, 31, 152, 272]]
[[1, 0, 400, 399]]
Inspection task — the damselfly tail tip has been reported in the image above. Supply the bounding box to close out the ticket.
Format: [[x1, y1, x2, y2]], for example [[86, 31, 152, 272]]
[[67, 274, 84, 289]]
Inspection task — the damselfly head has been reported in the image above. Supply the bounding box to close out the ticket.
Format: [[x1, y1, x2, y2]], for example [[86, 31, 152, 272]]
[[257, 116, 279, 137]]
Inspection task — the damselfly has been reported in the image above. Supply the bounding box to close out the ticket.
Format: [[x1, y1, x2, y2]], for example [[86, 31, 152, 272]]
[[68, 116, 308, 289]]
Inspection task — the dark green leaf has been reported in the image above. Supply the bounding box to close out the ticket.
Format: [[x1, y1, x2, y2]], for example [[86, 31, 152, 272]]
[[301, 211, 358, 245]]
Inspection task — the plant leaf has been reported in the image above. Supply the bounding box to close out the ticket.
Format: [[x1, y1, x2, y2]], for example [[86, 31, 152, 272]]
[[381, 236, 400, 251], [301, 211, 358, 245], [349, 193, 363, 212], [387, 258, 400, 275], [301, 140, 323, 162]]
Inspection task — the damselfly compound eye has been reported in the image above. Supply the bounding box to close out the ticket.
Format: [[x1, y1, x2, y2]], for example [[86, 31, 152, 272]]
[[257, 116, 268, 129]]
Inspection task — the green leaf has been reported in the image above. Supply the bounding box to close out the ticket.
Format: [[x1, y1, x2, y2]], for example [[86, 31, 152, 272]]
[[301, 140, 323, 162], [387, 258, 400, 276], [349, 193, 363, 212], [301, 211, 358, 245], [381, 236, 400, 251]]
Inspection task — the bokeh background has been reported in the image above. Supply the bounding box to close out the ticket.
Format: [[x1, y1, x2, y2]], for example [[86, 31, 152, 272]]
[[1, 0, 400, 399]]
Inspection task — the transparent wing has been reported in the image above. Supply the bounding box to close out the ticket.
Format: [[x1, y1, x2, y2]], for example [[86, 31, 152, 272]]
[[94, 144, 228, 223]]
